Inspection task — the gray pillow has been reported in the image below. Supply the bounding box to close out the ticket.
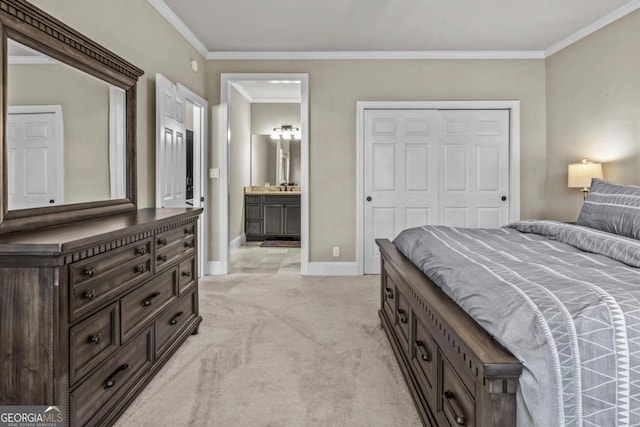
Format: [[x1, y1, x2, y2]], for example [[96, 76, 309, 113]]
[[577, 178, 640, 240]]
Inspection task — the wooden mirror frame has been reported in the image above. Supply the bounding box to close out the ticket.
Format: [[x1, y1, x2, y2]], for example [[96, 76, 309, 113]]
[[0, 0, 143, 234]]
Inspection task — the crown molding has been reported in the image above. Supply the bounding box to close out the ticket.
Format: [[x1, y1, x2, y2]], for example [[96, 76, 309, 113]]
[[206, 51, 546, 60], [545, 0, 640, 57], [229, 82, 253, 102], [147, 0, 208, 58]]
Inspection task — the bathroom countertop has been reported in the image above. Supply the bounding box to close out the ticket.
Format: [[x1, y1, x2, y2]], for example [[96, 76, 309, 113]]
[[245, 191, 301, 195]]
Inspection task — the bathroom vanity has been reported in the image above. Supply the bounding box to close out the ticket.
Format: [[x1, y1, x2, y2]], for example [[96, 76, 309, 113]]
[[245, 188, 301, 241]]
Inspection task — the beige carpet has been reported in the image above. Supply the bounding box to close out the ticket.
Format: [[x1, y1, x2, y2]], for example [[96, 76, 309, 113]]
[[116, 274, 421, 427]]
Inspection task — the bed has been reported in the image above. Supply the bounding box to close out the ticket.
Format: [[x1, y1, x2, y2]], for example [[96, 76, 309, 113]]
[[378, 178, 640, 427]]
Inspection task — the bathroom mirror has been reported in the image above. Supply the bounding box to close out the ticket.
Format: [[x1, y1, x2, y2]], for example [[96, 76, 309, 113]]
[[250, 135, 300, 186], [0, 0, 144, 234]]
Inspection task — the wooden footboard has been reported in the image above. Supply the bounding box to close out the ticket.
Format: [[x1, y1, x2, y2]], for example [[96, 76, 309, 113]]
[[376, 239, 522, 427]]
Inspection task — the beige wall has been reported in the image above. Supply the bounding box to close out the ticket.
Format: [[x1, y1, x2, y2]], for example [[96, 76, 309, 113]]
[[251, 135, 277, 186], [30, 0, 207, 209], [229, 87, 251, 242], [546, 10, 640, 221], [8, 62, 111, 204], [207, 59, 547, 262], [251, 103, 301, 135]]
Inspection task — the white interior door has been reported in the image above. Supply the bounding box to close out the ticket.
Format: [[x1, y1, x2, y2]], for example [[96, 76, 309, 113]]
[[7, 106, 64, 210], [363, 109, 510, 274], [364, 110, 439, 274], [156, 73, 187, 208], [438, 110, 510, 227]]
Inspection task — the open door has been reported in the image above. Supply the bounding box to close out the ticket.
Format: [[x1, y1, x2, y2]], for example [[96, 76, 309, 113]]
[[156, 73, 187, 208]]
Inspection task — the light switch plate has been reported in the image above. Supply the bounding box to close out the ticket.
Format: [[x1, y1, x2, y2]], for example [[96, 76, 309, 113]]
[[209, 168, 220, 179]]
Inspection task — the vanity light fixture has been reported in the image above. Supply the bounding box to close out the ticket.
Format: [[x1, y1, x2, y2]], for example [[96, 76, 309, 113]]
[[271, 125, 301, 140], [568, 158, 603, 200]]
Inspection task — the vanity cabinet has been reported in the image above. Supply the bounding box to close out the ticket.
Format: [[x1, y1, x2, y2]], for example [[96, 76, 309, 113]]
[[245, 194, 300, 241], [0, 208, 202, 426]]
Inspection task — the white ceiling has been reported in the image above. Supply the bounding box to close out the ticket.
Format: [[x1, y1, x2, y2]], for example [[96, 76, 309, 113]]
[[157, 0, 639, 57], [232, 81, 301, 103]]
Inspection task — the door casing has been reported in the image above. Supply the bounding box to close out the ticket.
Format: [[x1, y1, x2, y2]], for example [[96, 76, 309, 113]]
[[219, 73, 309, 275]]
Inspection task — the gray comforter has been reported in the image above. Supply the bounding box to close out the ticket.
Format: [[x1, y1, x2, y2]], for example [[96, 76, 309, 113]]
[[393, 220, 640, 427]]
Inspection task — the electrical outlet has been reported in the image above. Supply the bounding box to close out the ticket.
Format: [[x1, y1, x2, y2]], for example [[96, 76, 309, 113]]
[[333, 247, 340, 257]]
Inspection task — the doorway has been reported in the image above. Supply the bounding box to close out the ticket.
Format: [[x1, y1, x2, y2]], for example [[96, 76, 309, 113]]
[[220, 73, 309, 275], [356, 101, 521, 274]]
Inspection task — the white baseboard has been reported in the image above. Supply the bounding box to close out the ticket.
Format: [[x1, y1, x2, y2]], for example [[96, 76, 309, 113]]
[[305, 262, 360, 276], [230, 234, 246, 250], [206, 261, 227, 275]]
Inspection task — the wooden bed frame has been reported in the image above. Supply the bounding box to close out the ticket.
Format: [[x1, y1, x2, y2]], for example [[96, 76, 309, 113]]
[[376, 239, 523, 427]]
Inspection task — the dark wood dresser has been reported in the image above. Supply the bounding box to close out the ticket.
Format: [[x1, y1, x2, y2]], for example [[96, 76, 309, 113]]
[[0, 208, 202, 426]]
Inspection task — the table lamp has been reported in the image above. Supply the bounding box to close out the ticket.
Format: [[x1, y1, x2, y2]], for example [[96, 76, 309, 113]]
[[568, 158, 603, 200]]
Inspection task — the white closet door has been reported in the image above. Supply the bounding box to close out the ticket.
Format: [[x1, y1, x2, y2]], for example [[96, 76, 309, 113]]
[[362, 108, 510, 274], [438, 110, 510, 228], [363, 109, 439, 274], [156, 73, 187, 208], [7, 109, 63, 210]]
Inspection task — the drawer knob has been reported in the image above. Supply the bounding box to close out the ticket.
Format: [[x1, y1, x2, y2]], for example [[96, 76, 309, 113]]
[[415, 341, 431, 363], [182, 271, 191, 278], [135, 247, 146, 255], [184, 227, 194, 235], [84, 267, 96, 277], [398, 309, 408, 324], [384, 288, 394, 299], [135, 264, 146, 274], [89, 334, 102, 345], [104, 364, 129, 389], [141, 291, 161, 307], [169, 311, 184, 326], [158, 238, 168, 246], [184, 241, 194, 249], [158, 254, 168, 262], [443, 391, 467, 426], [83, 290, 96, 300]]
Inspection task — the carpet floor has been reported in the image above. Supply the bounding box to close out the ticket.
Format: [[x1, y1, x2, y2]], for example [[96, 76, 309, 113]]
[[115, 274, 421, 427]]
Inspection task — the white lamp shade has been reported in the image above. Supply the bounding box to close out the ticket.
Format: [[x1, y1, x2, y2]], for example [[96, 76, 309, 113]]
[[568, 162, 603, 188]]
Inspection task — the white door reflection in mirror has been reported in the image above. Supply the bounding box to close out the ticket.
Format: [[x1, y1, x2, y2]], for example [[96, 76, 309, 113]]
[[7, 106, 64, 210]]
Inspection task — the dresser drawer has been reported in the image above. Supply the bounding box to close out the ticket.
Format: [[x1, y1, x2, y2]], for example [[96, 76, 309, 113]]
[[178, 257, 196, 295], [395, 291, 410, 353], [70, 328, 153, 427], [155, 225, 196, 269], [441, 355, 476, 427], [120, 268, 178, 342], [155, 290, 197, 357], [70, 239, 151, 287], [382, 273, 395, 323], [71, 256, 152, 321], [69, 302, 120, 386], [246, 204, 262, 220], [411, 316, 437, 403]]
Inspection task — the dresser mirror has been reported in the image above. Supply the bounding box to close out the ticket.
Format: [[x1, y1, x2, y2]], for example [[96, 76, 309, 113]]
[[0, 0, 144, 234]]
